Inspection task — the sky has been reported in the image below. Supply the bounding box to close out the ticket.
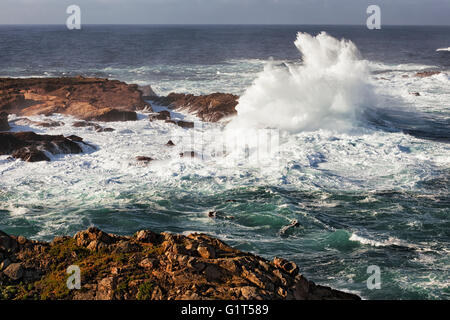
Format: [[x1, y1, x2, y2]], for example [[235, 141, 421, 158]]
[[0, 0, 449, 25]]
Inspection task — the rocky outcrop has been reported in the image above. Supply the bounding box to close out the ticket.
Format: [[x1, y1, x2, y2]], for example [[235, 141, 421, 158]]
[[415, 71, 441, 78], [138, 85, 158, 100], [153, 93, 238, 122], [0, 77, 151, 122], [0, 132, 84, 162], [0, 112, 10, 131], [0, 227, 359, 300]]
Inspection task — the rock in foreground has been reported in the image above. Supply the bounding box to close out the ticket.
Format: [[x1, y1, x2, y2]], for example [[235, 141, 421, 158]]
[[0, 77, 151, 122], [0, 132, 84, 162], [153, 93, 238, 122], [0, 227, 360, 300]]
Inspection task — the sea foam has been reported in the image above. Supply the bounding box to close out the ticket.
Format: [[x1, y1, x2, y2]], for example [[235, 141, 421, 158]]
[[227, 32, 375, 133]]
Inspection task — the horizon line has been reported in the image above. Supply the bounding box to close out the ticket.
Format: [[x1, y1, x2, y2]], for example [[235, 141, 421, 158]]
[[0, 23, 449, 27]]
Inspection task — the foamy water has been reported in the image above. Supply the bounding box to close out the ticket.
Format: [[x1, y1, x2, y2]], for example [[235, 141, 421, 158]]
[[0, 29, 449, 300]]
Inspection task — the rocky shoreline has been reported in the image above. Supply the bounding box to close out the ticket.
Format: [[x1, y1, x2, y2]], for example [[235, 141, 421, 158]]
[[0, 77, 239, 162], [0, 227, 360, 300]]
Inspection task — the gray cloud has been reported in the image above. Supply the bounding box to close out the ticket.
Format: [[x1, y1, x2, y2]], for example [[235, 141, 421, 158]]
[[0, 0, 448, 25]]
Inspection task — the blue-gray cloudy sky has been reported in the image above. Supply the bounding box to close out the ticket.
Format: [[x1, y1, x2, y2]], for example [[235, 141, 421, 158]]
[[0, 0, 449, 25]]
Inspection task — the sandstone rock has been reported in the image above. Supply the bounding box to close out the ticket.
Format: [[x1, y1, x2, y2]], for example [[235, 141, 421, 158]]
[[197, 245, 216, 259], [96, 277, 115, 300], [135, 230, 159, 243], [3, 263, 24, 280], [0, 112, 10, 131], [273, 257, 299, 276], [153, 92, 238, 122], [0, 77, 151, 122], [74, 227, 113, 247], [0, 131, 83, 162]]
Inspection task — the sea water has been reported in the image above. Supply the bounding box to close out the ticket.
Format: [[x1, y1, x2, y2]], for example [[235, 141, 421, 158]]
[[0, 25, 449, 300]]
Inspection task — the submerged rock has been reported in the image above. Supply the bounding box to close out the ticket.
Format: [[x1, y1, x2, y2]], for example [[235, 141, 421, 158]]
[[153, 92, 239, 122], [0, 77, 151, 122], [0, 227, 360, 300], [149, 110, 171, 121], [0, 131, 84, 162], [415, 71, 441, 78], [13, 118, 64, 128]]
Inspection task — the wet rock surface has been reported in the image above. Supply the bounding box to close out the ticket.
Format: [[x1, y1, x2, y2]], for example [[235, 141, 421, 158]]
[[0, 77, 151, 122], [0, 227, 360, 300], [153, 93, 239, 122], [0, 131, 84, 162]]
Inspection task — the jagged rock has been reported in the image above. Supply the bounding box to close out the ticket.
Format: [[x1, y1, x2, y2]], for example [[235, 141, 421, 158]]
[[166, 140, 175, 147], [0, 77, 151, 122], [3, 263, 24, 281], [0, 131, 83, 162], [197, 245, 216, 259], [0, 228, 360, 301], [153, 93, 238, 122], [273, 257, 299, 276], [0, 112, 10, 131]]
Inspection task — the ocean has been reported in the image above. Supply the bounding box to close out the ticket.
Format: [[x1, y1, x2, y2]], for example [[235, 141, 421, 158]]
[[0, 25, 449, 300]]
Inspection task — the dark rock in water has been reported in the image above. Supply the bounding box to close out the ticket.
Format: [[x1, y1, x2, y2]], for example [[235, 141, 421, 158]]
[[12, 147, 50, 162], [72, 121, 114, 132], [166, 140, 175, 147], [165, 119, 194, 129], [208, 211, 235, 220], [153, 92, 238, 122], [0, 77, 150, 122], [149, 111, 171, 121], [415, 71, 441, 78], [177, 120, 194, 129], [66, 135, 84, 142], [410, 92, 421, 96], [280, 219, 300, 237], [0, 112, 10, 131], [0, 131, 83, 162], [0, 227, 360, 300], [136, 156, 154, 164]]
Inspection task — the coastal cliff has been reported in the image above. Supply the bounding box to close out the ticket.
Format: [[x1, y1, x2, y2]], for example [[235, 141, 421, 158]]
[[0, 227, 360, 300]]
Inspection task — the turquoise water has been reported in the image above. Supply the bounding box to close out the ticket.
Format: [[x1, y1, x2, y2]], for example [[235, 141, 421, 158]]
[[0, 25, 449, 300]]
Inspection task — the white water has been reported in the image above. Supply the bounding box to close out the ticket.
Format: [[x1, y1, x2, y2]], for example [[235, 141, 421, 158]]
[[228, 32, 375, 133]]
